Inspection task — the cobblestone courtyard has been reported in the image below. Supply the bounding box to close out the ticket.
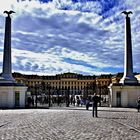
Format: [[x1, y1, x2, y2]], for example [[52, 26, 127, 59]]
[[0, 107, 140, 140]]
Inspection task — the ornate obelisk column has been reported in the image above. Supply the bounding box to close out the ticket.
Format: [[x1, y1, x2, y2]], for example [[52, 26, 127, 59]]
[[0, 11, 27, 109], [119, 11, 138, 84], [108, 11, 140, 108], [1, 11, 15, 82]]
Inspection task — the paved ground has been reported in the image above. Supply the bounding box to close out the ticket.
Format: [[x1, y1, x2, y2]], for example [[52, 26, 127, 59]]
[[0, 107, 139, 140]]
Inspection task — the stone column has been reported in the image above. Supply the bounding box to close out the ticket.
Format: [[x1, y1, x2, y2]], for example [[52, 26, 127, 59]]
[[119, 11, 138, 84], [1, 12, 15, 81]]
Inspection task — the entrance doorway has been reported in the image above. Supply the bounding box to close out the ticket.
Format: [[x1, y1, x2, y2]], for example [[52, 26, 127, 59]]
[[116, 91, 121, 107], [15, 91, 20, 107], [0, 93, 7, 108]]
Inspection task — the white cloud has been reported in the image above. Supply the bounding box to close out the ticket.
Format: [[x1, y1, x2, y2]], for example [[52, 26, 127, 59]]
[[0, 0, 140, 75]]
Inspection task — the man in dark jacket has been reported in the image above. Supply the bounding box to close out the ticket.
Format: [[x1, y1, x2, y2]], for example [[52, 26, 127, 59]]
[[92, 93, 100, 117]]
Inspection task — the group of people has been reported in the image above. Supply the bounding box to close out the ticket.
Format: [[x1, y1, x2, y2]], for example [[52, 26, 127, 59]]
[[27, 93, 140, 116]]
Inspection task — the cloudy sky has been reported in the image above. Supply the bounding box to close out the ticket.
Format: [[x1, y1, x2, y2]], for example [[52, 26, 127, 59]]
[[0, 0, 140, 76]]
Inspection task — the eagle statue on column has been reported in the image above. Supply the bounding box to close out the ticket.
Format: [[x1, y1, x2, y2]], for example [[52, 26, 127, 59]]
[[3, 10, 15, 17], [122, 11, 133, 17]]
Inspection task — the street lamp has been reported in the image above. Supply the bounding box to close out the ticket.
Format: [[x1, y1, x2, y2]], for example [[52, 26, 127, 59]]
[[26, 86, 31, 108], [34, 84, 39, 108], [46, 84, 51, 107], [57, 86, 60, 106], [66, 86, 70, 107], [98, 84, 102, 107]]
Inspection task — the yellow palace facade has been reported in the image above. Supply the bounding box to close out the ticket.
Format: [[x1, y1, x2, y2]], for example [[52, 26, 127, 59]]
[[12, 72, 112, 96]]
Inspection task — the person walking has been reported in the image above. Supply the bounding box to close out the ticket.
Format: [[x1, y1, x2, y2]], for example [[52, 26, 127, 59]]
[[86, 97, 90, 110], [136, 96, 140, 112], [92, 93, 100, 117]]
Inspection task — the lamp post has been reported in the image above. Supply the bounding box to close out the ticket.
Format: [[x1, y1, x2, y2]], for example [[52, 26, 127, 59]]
[[66, 86, 70, 107], [57, 86, 60, 106], [65, 86, 67, 107], [26, 86, 31, 108], [86, 85, 89, 97], [47, 84, 51, 107], [35, 84, 39, 108], [98, 84, 101, 107]]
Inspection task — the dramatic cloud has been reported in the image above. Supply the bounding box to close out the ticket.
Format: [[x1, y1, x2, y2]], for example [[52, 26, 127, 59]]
[[0, 0, 140, 75]]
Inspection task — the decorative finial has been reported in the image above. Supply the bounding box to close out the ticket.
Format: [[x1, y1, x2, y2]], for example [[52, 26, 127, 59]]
[[121, 11, 133, 17], [3, 10, 15, 17]]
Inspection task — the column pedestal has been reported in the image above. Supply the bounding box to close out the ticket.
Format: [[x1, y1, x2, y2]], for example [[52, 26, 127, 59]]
[[109, 83, 140, 107]]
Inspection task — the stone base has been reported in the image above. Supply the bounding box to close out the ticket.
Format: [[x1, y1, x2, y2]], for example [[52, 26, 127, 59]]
[[119, 76, 138, 84], [0, 73, 15, 82], [0, 85, 27, 108], [108, 83, 140, 107]]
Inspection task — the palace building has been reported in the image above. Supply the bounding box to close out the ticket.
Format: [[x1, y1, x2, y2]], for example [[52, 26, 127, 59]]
[[12, 72, 112, 97], [11, 72, 140, 108]]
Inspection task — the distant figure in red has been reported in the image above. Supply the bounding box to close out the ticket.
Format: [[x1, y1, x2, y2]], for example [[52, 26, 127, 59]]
[[92, 93, 100, 117]]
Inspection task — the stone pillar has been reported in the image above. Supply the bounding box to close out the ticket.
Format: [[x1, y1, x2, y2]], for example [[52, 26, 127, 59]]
[[119, 12, 138, 84], [1, 13, 15, 81]]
